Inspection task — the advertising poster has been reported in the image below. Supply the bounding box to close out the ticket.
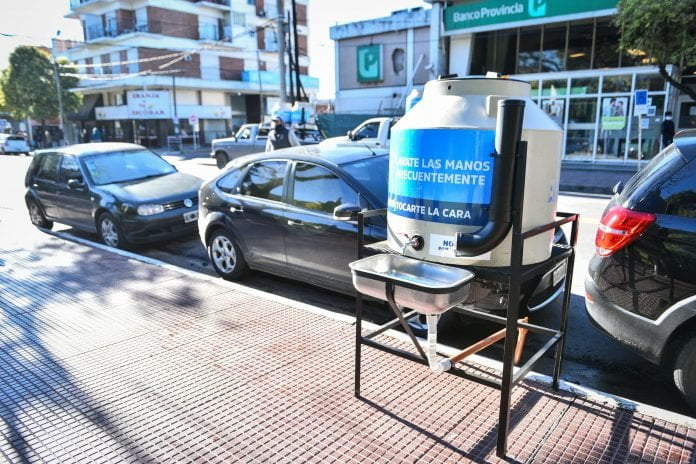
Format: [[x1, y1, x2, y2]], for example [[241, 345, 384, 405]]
[[601, 97, 628, 130], [541, 99, 565, 126]]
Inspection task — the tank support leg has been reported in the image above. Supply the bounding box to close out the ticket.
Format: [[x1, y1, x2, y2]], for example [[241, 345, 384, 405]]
[[497, 142, 528, 459]]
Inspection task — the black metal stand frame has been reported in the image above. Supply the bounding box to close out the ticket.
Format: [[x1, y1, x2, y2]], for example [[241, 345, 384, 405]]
[[353, 143, 580, 458]]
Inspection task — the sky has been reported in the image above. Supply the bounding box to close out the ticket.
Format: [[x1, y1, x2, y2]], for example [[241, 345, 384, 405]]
[[0, 0, 426, 100]]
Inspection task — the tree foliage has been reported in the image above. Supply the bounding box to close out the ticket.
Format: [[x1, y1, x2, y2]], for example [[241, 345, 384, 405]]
[[0, 46, 81, 121], [616, 0, 696, 100]]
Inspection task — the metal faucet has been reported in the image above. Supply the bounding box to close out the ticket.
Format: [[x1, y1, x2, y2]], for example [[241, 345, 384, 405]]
[[399, 234, 424, 255]]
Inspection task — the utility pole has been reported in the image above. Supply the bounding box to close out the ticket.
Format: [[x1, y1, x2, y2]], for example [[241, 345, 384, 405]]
[[291, 0, 303, 101], [276, 0, 287, 104]]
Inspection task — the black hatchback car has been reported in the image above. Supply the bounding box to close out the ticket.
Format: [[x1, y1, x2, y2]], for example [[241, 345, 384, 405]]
[[198, 144, 567, 314], [585, 130, 696, 410], [25, 143, 202, 248]]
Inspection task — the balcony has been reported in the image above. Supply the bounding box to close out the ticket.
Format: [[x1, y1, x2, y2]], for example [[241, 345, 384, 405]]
[[69, 0, 113, 10], [195, 0, 231, 10]]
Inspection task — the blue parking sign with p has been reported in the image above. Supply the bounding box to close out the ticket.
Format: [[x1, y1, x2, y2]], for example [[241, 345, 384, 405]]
[[635, 90, 648, 106]]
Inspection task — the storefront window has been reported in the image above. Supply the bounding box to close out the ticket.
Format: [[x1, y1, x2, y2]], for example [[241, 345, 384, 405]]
[[495, 29, 517, 75], [517, 27, 541, 74], [567, 21, 594, 70], [529, 80, 540, 98], [470, 31, 495, 75], [597, 96, 629, 160], [541, 24, 566, 73], [570, 77, 599, 95], [626, 95, 665, 161], [565, 130, 595, 159], [541, 98, 565, 127], [568, 98, 597, 124], [602, 75, 632, 93], [635, 74, 665, 91], [593, 20, 620, 69], [542, 79, 567, 97]]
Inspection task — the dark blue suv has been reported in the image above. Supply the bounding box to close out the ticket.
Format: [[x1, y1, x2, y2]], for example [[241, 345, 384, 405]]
[[585, 129, 696, 410]]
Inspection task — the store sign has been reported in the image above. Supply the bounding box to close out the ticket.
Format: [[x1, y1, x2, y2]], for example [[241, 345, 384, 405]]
[[633, 89, 648, 116], [356, 44, 383, 83], [127, 91, 171, 119], [444, 0, 618, 32]]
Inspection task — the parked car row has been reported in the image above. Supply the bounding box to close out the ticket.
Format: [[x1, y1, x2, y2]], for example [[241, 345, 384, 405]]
[[23, 130, 696, 410]]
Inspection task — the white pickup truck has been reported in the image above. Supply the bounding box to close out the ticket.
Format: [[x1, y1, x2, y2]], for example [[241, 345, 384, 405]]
[[320, 117, 399, 150], [211, 123, 323, 168]]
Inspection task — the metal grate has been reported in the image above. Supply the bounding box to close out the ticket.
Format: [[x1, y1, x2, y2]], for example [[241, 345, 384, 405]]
[[163, 197, 198, 211]]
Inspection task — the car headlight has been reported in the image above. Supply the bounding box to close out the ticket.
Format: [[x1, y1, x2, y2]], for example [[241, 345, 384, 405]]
[[137, 204, 164, 216]]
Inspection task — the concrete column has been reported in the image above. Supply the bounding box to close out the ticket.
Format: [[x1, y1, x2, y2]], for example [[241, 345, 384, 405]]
[[425, 0, 446, 79]]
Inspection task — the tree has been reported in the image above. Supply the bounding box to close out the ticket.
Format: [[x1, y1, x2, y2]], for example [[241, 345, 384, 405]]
[[616, 0, 696, 101], [0, 46, 81, 123]]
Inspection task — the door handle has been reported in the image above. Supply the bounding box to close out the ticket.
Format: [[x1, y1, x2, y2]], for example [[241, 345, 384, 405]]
[[229, 205, 244, 213], [287, 219, 304, 226]]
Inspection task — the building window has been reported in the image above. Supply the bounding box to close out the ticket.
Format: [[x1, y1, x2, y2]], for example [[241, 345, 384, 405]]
[[570, 77, 599, 95], [566, 20, 594, 70], [593, 20, 620, 69], [602, 75, 632, 93], [233, 12, 246, 26], [135, 7, 147, 32], [541, 24, 566, 73], [392, 48, 405, 75], [517, 26, 541, 74]]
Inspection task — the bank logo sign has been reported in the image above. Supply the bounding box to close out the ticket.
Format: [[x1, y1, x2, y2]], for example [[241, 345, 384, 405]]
[[357, 44, 383, 83], [528, 0, 547, 17], [444, 0, 617, 32]]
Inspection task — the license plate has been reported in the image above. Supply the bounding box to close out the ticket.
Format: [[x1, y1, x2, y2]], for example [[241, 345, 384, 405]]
[[183, 211, 198, 223], [552, 262, 567, 286]]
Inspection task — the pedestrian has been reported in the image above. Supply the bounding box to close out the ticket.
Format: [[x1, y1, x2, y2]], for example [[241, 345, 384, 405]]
[[661, 111, 676, 148], [90, 127, 103, 143], [57, 128, 64, 146], [45, 130, 53, 148], [265, 116, 299, 151], [82, 128, 90, 144]]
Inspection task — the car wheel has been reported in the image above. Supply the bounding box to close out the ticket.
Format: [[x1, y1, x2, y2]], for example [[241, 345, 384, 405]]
[[97, 213, 127, 249], [207, 228, 247, 280], [27, 199, 53, 229], [215, 151, 230, 169], [673, 336, 696, 411]]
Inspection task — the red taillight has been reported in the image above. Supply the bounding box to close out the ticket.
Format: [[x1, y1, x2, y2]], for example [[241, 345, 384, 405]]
[[595, 206, 656, 257]]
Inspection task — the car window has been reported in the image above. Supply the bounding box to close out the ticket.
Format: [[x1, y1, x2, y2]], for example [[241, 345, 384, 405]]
[[354, 122, 379, 140], [292, 162, 359, 215], [240, 161, 287, 202], [217, 169, 243, 193], [664, 161, 696, 218], [7, 136, 25, 141], [237, 127, 251, 140], [340, 156, 389, 208], [257, 128, 269, 139], [83, 149, 176, 185], [620, 146, 683, 203], [59, 155, 82, 183], [36, 153, 60, 181]]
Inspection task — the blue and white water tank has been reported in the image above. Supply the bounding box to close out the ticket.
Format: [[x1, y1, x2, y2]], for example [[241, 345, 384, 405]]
[[387, 77, 563, 267]]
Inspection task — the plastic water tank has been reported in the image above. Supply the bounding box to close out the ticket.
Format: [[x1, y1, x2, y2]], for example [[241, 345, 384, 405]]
[[387, 77, 562, 267]]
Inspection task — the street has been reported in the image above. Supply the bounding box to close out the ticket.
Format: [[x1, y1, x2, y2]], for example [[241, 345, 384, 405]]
[[0, 152, 690, 417]]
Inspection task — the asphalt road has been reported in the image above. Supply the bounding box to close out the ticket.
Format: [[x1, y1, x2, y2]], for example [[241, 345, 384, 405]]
[[1, 151, 691, 417]]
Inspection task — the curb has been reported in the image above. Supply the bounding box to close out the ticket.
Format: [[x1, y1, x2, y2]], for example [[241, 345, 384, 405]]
[[44, 228, 696, 429]]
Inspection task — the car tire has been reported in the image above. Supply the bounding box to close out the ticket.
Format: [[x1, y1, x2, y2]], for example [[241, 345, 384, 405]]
[[27, 199, 53, 229], [97, 212, 127, 249], [207, 228, 247, 280], [215, 151, 230, 169], [673, 336, 696, 411]]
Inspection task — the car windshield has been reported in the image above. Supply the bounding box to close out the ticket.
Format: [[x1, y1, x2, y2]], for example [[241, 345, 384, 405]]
[[341, 155, 389, 207], [82, 149, 176, 185]]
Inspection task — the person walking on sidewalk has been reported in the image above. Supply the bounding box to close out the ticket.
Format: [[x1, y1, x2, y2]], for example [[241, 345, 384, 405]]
[[661, 111, 676, 148], [265, 116, 299, 151]]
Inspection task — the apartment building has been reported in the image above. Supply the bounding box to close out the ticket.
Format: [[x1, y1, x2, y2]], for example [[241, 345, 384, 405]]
[[66, 0, 316, 145]]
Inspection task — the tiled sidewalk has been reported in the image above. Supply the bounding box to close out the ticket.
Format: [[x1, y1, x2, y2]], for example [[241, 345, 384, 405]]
[[0, 236, 694, 463]]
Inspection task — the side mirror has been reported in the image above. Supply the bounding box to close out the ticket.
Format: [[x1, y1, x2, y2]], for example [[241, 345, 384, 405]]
[[612, 181, 624, 195], [346, 130, 354, 141], [67, 178, 85, 190], [333, 204, 361, 221]]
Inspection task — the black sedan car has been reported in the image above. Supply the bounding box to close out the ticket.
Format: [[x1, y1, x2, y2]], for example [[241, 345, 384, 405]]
[[25, 143, 202, 248], [198, 144, 566, 314], [585, 130, 696, 410]]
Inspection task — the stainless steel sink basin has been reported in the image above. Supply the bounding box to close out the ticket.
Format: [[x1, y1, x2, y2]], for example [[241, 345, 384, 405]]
[[349, 254, 475, 315]]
